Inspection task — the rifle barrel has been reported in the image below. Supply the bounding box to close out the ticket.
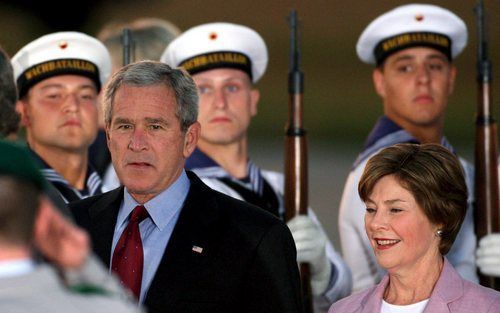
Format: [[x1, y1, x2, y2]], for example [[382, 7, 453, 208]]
[[473, 0, 500, 290], [122, 28, 133, 66], [284, 9, 313, 312]]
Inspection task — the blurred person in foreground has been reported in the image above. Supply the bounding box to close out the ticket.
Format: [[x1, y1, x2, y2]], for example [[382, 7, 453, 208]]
[[161, 22, 352, 308], [12, 32, 111, 203], [330, 143, 500, 313], [0, 140, 143, 313], [92, 17, 181, 178], [338, 3, 477, 292], [70, 61, 302, 313]]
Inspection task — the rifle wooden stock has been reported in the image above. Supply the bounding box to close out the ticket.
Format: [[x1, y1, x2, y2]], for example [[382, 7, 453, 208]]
[[284, 10, 313, 313], [474, 80, 500, 289], [285, 93, 308, 220], [473, 0, 500, 290], [285, 94, 313, 312]]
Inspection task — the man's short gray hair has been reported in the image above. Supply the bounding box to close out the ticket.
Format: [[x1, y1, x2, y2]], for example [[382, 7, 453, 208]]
[[103, 61, 198, 131]]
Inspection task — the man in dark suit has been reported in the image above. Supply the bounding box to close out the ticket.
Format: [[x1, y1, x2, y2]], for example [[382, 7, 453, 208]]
[[70, 61, 303, 313]]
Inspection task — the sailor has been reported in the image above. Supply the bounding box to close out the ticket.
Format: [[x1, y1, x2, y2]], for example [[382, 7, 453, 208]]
[[161, 22, 352, 308], [337, 3, 477, 292], [12, 31, 111, 203]]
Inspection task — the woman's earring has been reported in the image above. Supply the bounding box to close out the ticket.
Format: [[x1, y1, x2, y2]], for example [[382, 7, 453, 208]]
[[436, 230, 443, 237]]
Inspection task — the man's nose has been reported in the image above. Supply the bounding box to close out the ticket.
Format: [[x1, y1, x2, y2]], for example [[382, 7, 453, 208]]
[[213, 88, 228, 109], [62, 93, 79, 113], [128, 128, 148, 151], [416, 65, 431, 85]]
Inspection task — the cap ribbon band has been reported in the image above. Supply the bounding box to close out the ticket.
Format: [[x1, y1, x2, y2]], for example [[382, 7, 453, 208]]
[[179, 51, 252, 80], [17, 58, 101, 98], [374, 32, 451, 66]]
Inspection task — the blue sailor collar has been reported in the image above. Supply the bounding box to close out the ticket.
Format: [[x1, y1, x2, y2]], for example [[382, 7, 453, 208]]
[[185, 147, 219, 170], [28, 148, 103, 202], [353, 116, 454, 169], [185, 147, 264, 195]]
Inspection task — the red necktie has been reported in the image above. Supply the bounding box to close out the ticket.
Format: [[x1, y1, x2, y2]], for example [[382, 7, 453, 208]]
[[112, 205, 149, 299]]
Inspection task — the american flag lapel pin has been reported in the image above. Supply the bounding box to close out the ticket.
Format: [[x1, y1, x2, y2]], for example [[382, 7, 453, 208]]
[[192, 245, 203, 254]]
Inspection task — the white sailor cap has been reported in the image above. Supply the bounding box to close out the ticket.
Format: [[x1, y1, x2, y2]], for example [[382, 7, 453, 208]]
[[357, 4, 468, 65], [161, 22, 268, 83], [12, 31, 112, 97]]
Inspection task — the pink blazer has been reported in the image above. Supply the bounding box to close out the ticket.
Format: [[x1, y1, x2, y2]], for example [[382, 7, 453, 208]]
[[328, 258, 500, 313]]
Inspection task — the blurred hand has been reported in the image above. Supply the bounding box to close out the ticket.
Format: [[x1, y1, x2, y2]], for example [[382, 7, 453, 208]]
[[33, 197, 90, 270], [476, 233, 500, 277], [287, 215, 332, 296]]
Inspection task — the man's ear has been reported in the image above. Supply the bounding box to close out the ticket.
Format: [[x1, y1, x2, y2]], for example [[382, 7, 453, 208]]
[[183, 121, 200, 158], [372, 68, 386, 98], [249, 88, 260, 117], [105, 123, 111, 149], [16, 99, 30, 127]]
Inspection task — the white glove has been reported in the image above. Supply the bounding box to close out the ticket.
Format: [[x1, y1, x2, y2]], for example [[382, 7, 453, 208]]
[[287, 215, 332, 296], [476, 233, 500, 277]]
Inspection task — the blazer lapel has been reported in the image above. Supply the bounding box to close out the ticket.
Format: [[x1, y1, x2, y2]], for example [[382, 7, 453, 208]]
[[423, 259, 462, 313], [359, 276, 387, 313], [423, 299, 452, 313], [144, 173, 221, 311], [87, 187, 124, 267], [355, 259, 462, 313]]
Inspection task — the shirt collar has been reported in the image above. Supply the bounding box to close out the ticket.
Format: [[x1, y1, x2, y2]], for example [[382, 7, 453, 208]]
[[0, 258, 36, 278], [120, 170, 190, 231]]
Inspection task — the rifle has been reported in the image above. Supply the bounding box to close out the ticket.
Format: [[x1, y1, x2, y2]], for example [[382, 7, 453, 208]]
[[284, 10, 313, 312], [473, 0, 500, 290], [122, 28, 134, 66]]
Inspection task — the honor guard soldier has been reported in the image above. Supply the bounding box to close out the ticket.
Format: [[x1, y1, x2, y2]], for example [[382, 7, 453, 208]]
[[338, 4, 478, 292], [12, 32, 111, 203], [161, 22, 352, 308]]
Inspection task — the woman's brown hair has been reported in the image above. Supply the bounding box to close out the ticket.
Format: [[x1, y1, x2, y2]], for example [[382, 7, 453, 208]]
[[358, 143, 467, 255]]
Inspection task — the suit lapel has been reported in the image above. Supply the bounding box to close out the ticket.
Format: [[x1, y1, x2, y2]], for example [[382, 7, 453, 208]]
[[144, 173, 221, 311], [87, 187, 124, 267]]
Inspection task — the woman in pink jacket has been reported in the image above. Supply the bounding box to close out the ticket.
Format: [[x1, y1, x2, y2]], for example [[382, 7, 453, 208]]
[[329, 143, 500, 313]]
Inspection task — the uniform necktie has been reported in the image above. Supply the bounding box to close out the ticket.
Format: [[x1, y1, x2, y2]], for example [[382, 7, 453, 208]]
[[112, 205, 149, 299]]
